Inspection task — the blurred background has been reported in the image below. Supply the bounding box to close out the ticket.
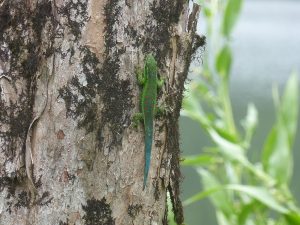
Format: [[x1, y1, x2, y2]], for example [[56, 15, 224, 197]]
[[180, 0, 300, 224]]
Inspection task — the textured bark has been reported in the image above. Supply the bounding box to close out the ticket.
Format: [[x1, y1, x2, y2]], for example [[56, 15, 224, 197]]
[[0, 0, 200, 224]]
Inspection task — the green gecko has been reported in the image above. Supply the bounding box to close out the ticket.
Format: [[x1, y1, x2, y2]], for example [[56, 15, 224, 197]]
[[134, 54, 164, 189]]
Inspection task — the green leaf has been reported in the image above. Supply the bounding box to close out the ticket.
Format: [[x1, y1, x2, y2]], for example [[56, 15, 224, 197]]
[[262, 73, 299, 184], [243, 103, 258, 131], [182, 88, 211, 127], [196, 82, 210, 96], [285, 212, 300, 225], [208, 128, 249, 166], [183, 186, 223, 206], [214, 126, 238, 143], [262, 124, 291, 184], [216, 210, 232, 225], [199, 169, 234, 217], [279, 72, 298, 146], [216, 45, 232, 79], [203, 5, 212, 18], [226, 184, 288, 214], [237, 201, 259, 225], [241, 103, 258, 146], [222, 0, 243, 37], [181, 154, 216, 166]]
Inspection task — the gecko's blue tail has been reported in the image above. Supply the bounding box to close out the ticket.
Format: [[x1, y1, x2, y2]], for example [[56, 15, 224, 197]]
[[143, 132, 152, 190]]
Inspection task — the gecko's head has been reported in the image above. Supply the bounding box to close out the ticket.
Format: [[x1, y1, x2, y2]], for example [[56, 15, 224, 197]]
[[145, 54, 157, 78]]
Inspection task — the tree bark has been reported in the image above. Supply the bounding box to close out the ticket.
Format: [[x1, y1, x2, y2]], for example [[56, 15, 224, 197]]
[[0, 0, 200, 224]]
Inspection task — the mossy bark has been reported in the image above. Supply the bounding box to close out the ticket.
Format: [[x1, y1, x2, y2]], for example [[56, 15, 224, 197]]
[[0, 0, 200, 224]]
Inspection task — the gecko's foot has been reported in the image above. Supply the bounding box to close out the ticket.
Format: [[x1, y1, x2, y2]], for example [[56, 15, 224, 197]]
[[132, 113, 143, 128], [157, 76, 165, 89], [135, 66, 145, 86]]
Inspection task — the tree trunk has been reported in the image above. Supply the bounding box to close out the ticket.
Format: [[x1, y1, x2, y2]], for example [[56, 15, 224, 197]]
[[0, 0, 200, 224]]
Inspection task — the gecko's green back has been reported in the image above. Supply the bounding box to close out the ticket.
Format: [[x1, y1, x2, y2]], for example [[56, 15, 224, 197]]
[[142, 54, 158, 189]]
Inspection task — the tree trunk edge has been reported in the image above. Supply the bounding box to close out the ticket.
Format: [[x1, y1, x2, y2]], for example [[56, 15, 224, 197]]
[[166, 3, 201, 225]]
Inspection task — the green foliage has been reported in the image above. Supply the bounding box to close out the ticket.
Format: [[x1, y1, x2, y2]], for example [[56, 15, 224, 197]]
[[222, 0, 243, 37], [178, 0, 300, 224], [216, 45, 232, 79], [262, 73, 299, 184]]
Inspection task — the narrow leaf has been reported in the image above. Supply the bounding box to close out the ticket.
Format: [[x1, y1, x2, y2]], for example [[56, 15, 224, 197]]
[[280, 72, 298, 146], [208, 128, 248, 165], [183, 186, 223, 206], [216, 45, 232, 79], [222, 0, 243, 37], [285, 212, 300, 225], [216, 210, 232, 225], [199, 169, 234, 216], [181, 154, 216, 166], [182, 89, 211, 127], [262, 125, 291, 183], [262, 73, 299, 184], [241, 103, 258, 146], [226, 184, 288, 214]]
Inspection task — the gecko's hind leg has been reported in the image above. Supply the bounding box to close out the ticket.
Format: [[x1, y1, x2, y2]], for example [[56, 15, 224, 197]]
[[132, 113, 143, 128]]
